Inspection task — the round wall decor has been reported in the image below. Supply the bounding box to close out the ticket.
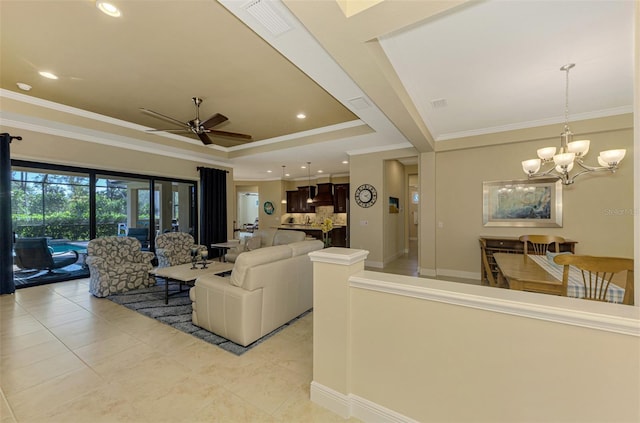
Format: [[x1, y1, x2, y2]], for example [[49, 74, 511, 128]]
[[263, 201, 275, 215], [354, 184, 377, 208]]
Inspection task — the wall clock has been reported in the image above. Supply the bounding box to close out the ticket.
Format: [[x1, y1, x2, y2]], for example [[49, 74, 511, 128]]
[[263, 201, 275, 215], [354, 184, 377, 208]]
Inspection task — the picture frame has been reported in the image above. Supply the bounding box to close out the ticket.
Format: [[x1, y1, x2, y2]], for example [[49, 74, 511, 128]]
[[389, 196, 399, 214], [482, 178, 562, 227]]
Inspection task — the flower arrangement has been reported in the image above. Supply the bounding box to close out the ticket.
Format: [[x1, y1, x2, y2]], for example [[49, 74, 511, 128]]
[[314, 218, 333, 248]]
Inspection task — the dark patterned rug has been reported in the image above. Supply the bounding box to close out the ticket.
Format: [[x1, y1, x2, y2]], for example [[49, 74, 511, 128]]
[[106, 281, 309, 355]]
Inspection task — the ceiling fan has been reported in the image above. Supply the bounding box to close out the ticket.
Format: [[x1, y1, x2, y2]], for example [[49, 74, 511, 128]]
[[140, 97, 252, 147]]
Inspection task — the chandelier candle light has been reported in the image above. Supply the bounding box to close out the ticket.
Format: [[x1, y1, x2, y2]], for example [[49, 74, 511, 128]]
[[521, 63, 625, 185]]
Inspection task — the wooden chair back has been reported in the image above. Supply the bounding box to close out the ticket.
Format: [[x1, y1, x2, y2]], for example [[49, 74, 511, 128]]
[[553, 254, 634, 305], [519, 235, 565, 255], [479, 239, 497, 287]]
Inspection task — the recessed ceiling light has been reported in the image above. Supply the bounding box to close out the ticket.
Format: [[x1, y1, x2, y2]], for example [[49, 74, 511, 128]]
[[96, 1, 121, 17], [285, 173, 290, 177], [342, 160, 349, 164], [38, 71, 58, 80], [317, 170, 323, 173], [301, 165, 307, 169], [296, 113, 306, 119], [16, 82, 32, 91], [267, 170, 273, 173]]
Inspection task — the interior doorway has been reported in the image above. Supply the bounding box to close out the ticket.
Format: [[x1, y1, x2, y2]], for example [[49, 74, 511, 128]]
[[237, 190, 259, 230]]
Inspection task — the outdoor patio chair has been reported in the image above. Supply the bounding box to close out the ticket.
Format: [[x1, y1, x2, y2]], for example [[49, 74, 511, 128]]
[[13, 237, 79, 275], [126, 227, 150, 250]]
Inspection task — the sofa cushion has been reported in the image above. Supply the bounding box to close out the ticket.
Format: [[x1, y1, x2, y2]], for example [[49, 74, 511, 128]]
[[245, 236, 261, 251], [230, 245, 292, 288], [254, 228, 277, 247], [273, 230, 306, 246], [289, 240, 324, 256]]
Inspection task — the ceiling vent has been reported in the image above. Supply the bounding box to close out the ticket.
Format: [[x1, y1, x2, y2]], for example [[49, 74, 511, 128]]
[[430, 98, 448, 109], [243, 0, 293, 37], [348, 96, 371, 110]]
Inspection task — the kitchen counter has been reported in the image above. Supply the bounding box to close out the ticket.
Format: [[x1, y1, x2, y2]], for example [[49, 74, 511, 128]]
[[276, 224, 348, 247], [277, 224, 346, 230]]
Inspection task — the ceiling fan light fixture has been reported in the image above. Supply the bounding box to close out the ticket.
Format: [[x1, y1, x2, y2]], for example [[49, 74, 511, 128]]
[[96, 1, 121, 17]]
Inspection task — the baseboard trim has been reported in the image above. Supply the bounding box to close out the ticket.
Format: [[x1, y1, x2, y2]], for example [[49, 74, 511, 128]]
[[365, 260, 384, 268], [310, 381, 418, 422], [310, 381, 349, 418], [436, 268, 480, 281], [419, 267, 436, 277]]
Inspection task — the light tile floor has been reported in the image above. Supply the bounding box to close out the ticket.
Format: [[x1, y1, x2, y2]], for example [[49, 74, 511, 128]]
[[366, 239, 481, 286], [1, 279, 360, 423]]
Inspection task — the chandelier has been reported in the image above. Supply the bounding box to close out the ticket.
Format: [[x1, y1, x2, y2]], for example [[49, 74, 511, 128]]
[[521, 63, 626, 185]]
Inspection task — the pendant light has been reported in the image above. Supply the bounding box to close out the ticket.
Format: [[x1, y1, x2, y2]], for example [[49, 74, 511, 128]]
[[306, 162, 313, 204], [281, 165, 287, 204]]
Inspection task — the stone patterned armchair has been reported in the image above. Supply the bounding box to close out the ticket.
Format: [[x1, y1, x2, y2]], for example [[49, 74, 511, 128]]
[[155, 232, 208, 268], [86, 236, 155, 297]]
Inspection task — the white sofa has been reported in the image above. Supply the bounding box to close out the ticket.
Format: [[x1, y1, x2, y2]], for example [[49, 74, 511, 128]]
[[224, 228, 306, 262], [190, 239, 323, 346]]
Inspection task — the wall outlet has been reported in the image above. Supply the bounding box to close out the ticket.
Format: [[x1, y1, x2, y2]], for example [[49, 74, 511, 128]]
[[360, 220, 368, 226]]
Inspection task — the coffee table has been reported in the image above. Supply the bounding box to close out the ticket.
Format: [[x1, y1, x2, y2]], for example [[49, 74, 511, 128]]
[[149, 261, 234, 304]]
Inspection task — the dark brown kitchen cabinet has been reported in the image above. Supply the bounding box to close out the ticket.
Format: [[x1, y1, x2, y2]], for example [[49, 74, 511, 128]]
[[333, 183, 349, 213]]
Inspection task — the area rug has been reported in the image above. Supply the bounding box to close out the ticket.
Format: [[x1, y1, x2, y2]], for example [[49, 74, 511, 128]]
[[106, 281, 309, 355]]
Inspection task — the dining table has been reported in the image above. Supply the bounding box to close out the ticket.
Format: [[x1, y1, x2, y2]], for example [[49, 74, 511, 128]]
[[492, 252, 626, 303]]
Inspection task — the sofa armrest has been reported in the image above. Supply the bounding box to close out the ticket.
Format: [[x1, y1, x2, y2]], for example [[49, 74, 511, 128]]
[[191, 274, 263, 347]]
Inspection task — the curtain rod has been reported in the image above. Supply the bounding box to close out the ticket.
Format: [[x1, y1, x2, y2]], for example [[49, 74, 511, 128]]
[[196, 167, 229, 173]]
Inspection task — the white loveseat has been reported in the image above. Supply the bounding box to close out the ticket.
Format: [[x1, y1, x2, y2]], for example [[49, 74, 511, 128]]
[[224, 228, 306, 262], [190, 239, 323, 346]]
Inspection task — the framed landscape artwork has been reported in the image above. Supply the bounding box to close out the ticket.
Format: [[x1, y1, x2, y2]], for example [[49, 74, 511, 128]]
[[482, 178, 562, 227]]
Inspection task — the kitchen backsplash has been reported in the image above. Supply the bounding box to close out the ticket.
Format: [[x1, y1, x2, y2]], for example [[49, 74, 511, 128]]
[[281, 205, 347, 226]]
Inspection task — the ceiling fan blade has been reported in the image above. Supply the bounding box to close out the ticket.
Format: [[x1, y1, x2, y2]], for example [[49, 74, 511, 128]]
[[201, 113, 228, 129], [208, 129, 253, 140], [197, 132, 214, 145], [140, 108, 187, 128], [146, 128, 191, 133]]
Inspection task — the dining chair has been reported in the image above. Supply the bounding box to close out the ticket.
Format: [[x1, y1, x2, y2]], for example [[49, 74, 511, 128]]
[[553, 254, 634, 305], [519, 235, 565, 255], [479, 239, 498, 287]]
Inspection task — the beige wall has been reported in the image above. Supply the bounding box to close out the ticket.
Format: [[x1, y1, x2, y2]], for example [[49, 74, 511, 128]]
[[312, 254, 640, 422], [11, 128, 236, 241], [383, 159, 405, 262], [350, 148, 417, 267], [349, 282, 639, 422], [432, 116, 634, 279]]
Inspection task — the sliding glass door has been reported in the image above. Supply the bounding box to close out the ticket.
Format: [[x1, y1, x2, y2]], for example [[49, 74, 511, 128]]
[[10, 160, 197, 288], [11, 168, 90, 241]]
